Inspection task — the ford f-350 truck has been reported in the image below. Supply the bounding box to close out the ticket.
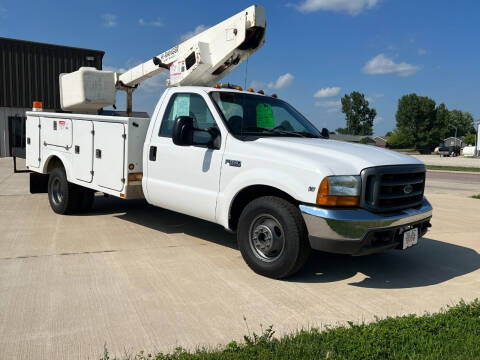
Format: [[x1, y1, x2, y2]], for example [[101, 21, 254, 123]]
[[25, 86, 433, 278]]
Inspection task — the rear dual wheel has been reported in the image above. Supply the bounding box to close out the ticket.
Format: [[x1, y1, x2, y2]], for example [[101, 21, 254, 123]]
[[48, 167, 94, 214]]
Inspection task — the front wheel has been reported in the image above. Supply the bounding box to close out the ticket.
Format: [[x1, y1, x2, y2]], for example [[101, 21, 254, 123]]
[[237, 196, 310, 279]]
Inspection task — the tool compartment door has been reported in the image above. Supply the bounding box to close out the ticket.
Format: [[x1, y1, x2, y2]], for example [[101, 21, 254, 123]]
[[25, 116, 40, 168], [40, 117, 72, 149], [72, 120, 94, 183], [93, 121, 125, 192]]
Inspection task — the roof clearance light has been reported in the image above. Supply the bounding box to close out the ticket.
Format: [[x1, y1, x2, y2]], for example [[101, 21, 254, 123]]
[[257, 90, 264, 94], [271, 93, 278, 98], [214, 83, 222, 88], [235, 85, 243, 91], [247, 88, 254, 92], [32, 101, 43, 112]]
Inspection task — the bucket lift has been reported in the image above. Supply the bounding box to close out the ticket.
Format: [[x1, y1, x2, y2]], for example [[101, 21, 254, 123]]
[[59, 5, 266, 114]]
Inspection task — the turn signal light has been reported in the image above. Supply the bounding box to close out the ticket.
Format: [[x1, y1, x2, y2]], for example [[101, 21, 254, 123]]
[[316, 177, 360, 206]]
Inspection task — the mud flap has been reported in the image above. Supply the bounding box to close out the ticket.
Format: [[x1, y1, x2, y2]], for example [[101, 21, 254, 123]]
[[30, 173, 49, 194]]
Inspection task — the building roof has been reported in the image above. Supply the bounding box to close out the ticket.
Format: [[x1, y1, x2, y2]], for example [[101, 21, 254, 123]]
[[330, 134, 375, 143], [0, 37, 104, 55], [1, 37, 104, 109]]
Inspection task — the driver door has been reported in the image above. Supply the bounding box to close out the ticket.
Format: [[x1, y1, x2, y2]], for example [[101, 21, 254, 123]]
[[146, 90, 225, 222]]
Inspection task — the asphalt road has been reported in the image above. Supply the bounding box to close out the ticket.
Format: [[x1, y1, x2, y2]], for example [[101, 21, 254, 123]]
[[1, 158, 479, 359]]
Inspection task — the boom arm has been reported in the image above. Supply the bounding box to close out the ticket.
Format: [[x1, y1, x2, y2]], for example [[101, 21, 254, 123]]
[[59, 5, 266, 113], [119, 5, 265, 88]]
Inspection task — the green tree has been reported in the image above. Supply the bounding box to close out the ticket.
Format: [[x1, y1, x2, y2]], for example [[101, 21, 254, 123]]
[[448, 110, 475, 137], [336, 92, 376, 135], [386, 129, 413, 148], [395, 94, 437, 152], [464, 133, 476, 145]]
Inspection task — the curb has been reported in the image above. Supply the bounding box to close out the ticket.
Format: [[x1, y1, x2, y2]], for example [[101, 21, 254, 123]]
[[426, 169, 480, 175]]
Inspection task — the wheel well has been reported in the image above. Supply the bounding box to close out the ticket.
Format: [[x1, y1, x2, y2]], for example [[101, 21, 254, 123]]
[[228, 185, 298, 231], [45, 156, 65, 173]]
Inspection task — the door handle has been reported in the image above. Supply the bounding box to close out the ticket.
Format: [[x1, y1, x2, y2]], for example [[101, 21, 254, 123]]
[[149, 146, 157, 161]]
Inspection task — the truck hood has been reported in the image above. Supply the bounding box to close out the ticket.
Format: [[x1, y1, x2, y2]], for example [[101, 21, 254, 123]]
[[252, 137, 423, 175]]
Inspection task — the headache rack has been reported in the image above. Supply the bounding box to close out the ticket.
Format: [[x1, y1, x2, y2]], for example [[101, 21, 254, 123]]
[[360, 164, 426, 213]]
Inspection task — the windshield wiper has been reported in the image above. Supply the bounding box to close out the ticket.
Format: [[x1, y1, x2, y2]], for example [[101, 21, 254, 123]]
[[243, 127, 315, 138]]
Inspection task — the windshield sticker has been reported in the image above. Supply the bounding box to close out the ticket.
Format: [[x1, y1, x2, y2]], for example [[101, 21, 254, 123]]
[[174, 94, 190, 118], [256, 103, 274, 128]]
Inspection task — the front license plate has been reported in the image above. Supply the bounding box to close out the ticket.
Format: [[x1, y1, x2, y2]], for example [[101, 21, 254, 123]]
[[402, 228, 418, 250]]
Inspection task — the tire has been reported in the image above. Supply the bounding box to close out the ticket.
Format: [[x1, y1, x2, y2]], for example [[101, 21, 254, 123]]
[[237, 196, 311, 279], [47, 167, 79, 214]]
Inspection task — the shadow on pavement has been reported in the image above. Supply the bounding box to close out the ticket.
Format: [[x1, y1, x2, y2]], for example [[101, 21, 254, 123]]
[[86, 197, 479, 288], [291, 238, 480, 288], [85, 196, 238, 250]]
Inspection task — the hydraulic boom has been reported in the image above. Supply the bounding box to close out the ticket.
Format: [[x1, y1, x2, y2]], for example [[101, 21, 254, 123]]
[[59, 5, 266, 114]]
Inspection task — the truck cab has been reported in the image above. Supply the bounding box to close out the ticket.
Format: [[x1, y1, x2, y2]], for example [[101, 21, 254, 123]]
[[140, 86, 433, 277]]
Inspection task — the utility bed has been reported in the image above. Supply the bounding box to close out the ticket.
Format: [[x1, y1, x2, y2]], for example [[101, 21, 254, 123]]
[[25, 111, 150, 198]]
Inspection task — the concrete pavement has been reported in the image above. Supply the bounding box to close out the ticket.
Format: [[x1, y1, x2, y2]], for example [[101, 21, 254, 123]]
[[0, 157, 479, 359]]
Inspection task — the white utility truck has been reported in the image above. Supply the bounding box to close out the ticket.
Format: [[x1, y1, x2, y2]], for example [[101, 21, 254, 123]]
[[25, 5, 432, 278]]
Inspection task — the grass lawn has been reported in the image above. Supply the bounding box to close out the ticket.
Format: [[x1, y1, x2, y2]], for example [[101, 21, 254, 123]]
[[101, 300, 480, 360], [426, 165, 480, 172]]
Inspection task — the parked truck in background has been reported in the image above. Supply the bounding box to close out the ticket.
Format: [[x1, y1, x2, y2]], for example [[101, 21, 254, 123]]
[[24, 5, 432, 278]]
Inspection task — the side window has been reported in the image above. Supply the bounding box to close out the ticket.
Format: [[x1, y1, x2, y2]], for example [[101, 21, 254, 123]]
[[159, 93, 217, 145]]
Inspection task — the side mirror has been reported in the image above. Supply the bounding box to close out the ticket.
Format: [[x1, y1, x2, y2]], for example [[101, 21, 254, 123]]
[[172, 116, 194, 146], [321, 128, 329, 139], [207, 127, 221, 149]]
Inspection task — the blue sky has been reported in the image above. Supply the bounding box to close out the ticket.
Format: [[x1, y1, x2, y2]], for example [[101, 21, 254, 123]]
[[1, 0, 479, 135]]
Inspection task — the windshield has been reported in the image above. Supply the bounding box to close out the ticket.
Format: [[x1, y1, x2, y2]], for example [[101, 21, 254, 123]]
[[210, 91, 322, 138]]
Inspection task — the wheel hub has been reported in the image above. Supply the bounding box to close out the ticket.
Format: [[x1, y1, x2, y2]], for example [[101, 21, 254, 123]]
[[51, 178, 64, 206], [249, 214, 285, 262], [252, 225, 274, 252]]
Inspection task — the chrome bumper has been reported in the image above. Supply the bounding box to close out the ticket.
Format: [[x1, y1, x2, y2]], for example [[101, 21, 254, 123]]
[[299, 198, 433, 255]]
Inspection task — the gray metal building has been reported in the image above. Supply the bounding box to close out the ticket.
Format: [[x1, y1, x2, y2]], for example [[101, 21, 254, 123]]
[[0, 37, 104, 157]]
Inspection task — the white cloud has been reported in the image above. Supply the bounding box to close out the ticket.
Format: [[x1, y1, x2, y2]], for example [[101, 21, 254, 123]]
[[314, 87, 341, 98], [103, 65, 127, 73], [315, 100, 341, 112], [139, 18, 163, 27], [418, 48, 427, 55], [102, 14, 117, 28], [141, 72, 169, 92], [363, 54, 420, 77], [315, 100, 341, 107], [296, 0, 381, 15], [366, 93, 384, 103], [374, 115, 384, 124], [267, 73, 295, 89], [180, 25, 207, 42]]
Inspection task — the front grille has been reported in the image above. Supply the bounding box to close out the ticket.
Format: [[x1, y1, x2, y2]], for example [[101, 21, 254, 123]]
[[361, 164, 426, 213]]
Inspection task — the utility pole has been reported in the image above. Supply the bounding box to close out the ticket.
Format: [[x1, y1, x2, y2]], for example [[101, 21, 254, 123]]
[[475, 120, 480, 157]]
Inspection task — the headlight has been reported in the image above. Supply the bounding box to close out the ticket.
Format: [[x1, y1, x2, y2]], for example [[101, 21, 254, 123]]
[[316, 175, 361, 206]]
